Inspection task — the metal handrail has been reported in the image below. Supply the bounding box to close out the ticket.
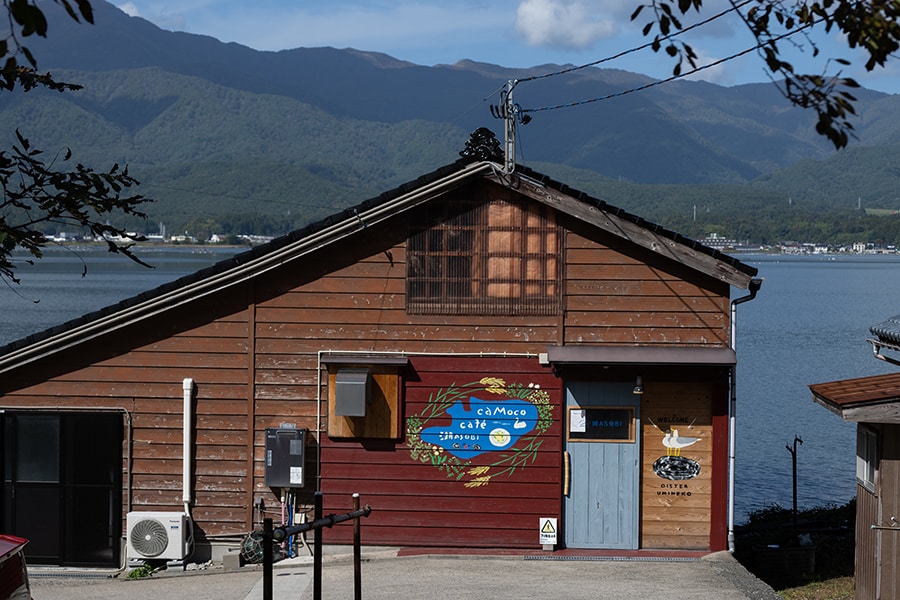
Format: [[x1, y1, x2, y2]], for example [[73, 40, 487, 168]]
[[262, 492, 372, 600], [272, 505, 372, 541]]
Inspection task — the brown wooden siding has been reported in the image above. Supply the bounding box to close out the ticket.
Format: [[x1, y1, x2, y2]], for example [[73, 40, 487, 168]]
[[0, 310, 255, 535], [640, 381, 715, 549], [857, 481, 878, 600], [879, 424, 900, 600], [319, 356, 562, 548], [564, 235, 729, 347]]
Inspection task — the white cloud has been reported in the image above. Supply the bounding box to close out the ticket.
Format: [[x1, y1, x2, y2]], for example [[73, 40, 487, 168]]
[[680, 49, 737, 86], [116, 2, 140, 17], [115, 1, 187, 31], [514, 0, 619, 49]]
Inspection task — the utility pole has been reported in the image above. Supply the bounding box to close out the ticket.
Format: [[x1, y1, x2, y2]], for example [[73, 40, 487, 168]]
[[504, 79, 518, 174], [490, 79, 530, 174]]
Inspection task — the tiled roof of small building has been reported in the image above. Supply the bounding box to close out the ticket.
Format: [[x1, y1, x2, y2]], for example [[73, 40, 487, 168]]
[[811, 372, 900, 408], [811, 372, 900, 423], [869, 314, 900, 350]]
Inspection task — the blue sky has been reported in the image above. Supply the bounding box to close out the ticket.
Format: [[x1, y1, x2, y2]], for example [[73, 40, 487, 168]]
[[114, 0, 900, 95]]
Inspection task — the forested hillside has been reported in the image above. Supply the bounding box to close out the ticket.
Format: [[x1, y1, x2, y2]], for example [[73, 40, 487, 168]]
[[1, 0, 897, 245]]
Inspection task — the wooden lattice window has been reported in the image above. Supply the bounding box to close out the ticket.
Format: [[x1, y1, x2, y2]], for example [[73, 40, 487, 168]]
[[407, 195, 561, 315]]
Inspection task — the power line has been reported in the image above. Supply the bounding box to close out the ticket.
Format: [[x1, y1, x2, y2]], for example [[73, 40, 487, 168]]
[[517, 0, 755, 84], [522, 20, 817, 114]]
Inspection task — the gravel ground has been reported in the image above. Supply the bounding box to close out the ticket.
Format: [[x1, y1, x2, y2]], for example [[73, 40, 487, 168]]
[[305, 551, 780, 600], [29, 550, 779, 600], [31, 567, 265, 600]]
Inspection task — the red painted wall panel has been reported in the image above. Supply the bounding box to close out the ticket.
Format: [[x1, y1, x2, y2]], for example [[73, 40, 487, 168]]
[[320, 356, 562, 548]]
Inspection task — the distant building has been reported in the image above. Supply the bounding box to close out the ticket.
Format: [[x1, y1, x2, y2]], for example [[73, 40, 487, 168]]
[[702, 233, 736, 250]]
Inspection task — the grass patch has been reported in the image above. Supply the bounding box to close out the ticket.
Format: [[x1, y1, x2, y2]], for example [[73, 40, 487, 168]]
[[779, 576, 854, 600], [126, 563, 158, 579]]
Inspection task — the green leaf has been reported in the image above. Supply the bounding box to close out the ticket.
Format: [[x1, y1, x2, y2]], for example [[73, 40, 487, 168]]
[[76, 0, 94, 24], [21, 46, 35, 68]]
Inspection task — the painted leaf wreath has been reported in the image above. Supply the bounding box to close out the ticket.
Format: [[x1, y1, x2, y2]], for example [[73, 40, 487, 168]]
[[406, 377, 553, 486]]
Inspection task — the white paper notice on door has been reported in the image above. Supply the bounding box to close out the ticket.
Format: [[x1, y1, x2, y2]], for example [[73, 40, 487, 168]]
[[570, 409, 586, 433]]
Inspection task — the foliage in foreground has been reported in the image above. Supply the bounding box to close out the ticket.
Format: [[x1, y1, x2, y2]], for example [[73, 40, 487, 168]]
[[0, 0, 153, 284], [0, 131, 151, 283], [126, 563, 157, 579]]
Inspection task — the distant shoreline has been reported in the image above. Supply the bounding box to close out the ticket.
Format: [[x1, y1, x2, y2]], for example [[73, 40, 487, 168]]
[[32, 242, 247, 253]]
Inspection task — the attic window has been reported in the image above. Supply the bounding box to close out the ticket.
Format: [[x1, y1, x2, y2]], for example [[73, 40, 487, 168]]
[[407, 194, 561, 316]]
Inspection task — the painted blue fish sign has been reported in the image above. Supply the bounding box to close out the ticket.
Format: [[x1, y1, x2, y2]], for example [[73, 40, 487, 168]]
[[419, 396, 538, 459]]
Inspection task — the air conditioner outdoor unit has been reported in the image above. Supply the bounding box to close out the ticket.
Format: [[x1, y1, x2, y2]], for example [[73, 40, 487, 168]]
[[126, 511, 193, 561]]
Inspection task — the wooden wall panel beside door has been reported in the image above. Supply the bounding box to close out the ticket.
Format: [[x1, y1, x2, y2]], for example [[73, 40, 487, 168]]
[[640, 382, 713, 550]]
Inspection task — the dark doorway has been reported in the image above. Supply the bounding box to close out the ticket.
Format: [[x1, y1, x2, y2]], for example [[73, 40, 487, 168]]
[[2, 412, 123, 567]]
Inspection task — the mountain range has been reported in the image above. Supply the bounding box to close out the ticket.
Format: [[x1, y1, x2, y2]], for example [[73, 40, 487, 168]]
[[3, 0, 899, 243]]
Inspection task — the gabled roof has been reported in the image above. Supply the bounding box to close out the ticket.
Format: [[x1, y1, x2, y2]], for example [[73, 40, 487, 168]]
[[0, 131, 758, 374]]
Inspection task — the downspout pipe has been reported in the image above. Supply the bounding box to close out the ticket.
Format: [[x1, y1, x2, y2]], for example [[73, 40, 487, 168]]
[[182, 377, 198, 558], [871, 342, 900, 367], [728, 277, 762, 552], [183, 377, 194, 517]]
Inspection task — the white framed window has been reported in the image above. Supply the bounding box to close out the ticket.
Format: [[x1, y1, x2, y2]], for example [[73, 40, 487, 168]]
[[856, 426, 878, 492]]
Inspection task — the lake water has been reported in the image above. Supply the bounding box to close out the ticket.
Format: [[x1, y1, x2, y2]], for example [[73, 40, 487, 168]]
[[735, 254, 900, 520], [2, 249, 899, 523], [0, 247, 236, 344]]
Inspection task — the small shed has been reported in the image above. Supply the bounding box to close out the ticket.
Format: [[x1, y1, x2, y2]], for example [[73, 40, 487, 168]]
[[0, 130, 759, 566], [810, 315, 900, 600]]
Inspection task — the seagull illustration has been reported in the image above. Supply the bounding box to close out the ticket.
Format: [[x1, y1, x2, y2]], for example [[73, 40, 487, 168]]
[[663, 429, 701, 456]]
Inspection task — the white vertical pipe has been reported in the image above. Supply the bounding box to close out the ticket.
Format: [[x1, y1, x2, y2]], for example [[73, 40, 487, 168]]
[[728, 278, 761, 551], [183, 377, 194, 514]]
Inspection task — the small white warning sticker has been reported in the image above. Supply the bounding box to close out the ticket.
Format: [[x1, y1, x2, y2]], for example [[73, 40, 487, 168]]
[[539, 518, 557, 545]]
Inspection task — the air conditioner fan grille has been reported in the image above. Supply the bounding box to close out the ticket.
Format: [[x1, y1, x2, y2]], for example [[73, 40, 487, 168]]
[[129, 518, 169, 558]]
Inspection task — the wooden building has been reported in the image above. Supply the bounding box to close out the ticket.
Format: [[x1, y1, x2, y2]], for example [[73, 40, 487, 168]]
[[0, 130, 759, 567], [811, 316, 900, 600]]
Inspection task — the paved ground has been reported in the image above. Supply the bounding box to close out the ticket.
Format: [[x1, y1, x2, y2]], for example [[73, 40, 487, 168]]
[[30, 549, 781, 600]]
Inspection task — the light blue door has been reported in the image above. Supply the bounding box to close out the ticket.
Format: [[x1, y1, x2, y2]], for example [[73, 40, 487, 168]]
[[564, 381, 640, 549]]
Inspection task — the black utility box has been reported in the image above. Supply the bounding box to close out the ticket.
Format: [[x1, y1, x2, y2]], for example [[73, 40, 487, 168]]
[[264, 428, 306, 488]]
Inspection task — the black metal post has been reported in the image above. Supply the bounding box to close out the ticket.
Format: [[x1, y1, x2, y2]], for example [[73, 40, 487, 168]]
[[263, 517, 273, 600], [314, 491, 323, 600], [353, 493, 361, 600], [265, 493, 372, 600], [786, 436, 803, 533]]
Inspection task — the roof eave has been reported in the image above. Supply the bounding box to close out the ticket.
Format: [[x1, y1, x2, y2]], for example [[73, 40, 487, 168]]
[[811, 383, 900, 424], [489, 170, 757, 289]]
